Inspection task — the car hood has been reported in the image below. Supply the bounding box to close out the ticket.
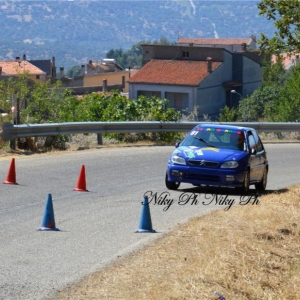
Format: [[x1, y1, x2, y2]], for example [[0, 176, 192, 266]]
[[173, 146, 245, 161]]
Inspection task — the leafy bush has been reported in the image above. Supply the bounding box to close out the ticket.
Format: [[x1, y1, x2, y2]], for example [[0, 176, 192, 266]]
[[72, 93, 182, 142], [1, 77, 183, 149]]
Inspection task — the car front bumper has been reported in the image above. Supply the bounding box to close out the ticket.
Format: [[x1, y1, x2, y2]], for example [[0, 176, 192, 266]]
[[167, 163, 246, 188]]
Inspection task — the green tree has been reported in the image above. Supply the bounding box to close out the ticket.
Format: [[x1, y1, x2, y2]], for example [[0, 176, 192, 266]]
[[267, 64, 300, 121], [0, 79, 13, 114], [72, 92, 181, 142], [257, 0, 300, 54], [21, 80, 71, 124], [0, 73, 32, 123], [66, 66, 82, 78], [218, 105, 238, 122], [152, 37, 174, 45], [246, 84, 282, 121], [218, 57, 287, 122], [55, 89, 79, 122], [262, 57, 286, 86], [66, 37, 175, 74]]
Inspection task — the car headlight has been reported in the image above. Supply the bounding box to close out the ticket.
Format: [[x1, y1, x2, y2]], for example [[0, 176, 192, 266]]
[[220, 161, 239, 168], [171, 155, 186, 165]]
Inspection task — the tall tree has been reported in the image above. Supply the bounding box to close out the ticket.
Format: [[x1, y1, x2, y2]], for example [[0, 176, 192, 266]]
[[257, 0, 300, 54], [268, 64, 300, 121], [66, 66, 82, 78]]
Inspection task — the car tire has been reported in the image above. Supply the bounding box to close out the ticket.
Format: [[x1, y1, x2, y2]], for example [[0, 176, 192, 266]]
[[255, 167, 267, 191], [165, 173, 180, 190], [237, 169, 250, 194]]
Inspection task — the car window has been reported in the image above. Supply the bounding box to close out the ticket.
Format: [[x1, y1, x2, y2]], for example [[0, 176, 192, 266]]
[[256, 138, 264, 152], [253, 131, 264, 152], [247, 132, 257, 150], [181, 128, 246, 150], [208, 132, 224, 142]]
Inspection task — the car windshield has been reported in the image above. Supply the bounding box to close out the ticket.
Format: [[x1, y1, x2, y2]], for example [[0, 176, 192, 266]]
[[193, 136, 216, 148], [180, 128, 246, 151]]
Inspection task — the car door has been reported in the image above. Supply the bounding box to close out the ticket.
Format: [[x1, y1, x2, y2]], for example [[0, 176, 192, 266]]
[[252, 131, 267, 180], [247, 130, 260, 181]]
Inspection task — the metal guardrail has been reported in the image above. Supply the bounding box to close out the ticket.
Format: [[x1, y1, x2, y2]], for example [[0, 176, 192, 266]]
[[2, 121, 300, 142]]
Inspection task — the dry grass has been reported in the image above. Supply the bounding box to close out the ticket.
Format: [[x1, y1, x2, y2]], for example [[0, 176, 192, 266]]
[[53, 186, 300, 300]]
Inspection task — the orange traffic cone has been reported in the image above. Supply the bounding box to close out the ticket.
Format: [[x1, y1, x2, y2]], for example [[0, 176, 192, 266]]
[[73, 165, 89, 192], [3, 158, 18, 185]]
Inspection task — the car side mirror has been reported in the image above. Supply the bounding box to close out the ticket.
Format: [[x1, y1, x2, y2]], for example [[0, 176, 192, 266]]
[[250, 148, 257, 155], [175, 141, 181, 148]]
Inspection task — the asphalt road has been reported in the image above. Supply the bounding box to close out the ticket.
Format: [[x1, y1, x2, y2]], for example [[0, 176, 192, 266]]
[[0, 144, 299, 300]]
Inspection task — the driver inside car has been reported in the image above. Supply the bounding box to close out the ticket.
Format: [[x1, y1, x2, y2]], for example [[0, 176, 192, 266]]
[[230, 133, 245, 151]]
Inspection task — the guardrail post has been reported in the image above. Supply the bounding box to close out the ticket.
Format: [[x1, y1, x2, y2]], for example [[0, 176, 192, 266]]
[[97, 133, 103, 145], [10, 138, 16, 150]]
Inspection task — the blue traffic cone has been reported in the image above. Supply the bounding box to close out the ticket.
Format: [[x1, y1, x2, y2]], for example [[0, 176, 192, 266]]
[[214, 291, 226, 300], [135, 196, 156, 233], [38, 194, 59, 231]]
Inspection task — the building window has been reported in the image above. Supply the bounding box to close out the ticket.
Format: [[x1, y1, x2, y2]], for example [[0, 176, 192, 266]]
[[165, 92, 189, 112], [183, 51, 189, 58], [137, 90, 161, 98], [36, 75, 40, 80]]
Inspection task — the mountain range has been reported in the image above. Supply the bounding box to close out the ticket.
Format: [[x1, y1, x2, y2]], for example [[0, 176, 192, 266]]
[[0, 0, 275, 71]]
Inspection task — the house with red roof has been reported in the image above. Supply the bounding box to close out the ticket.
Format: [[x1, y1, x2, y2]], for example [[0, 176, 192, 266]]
[[0, 56, 46, 82], [128, 40, 262, 120]]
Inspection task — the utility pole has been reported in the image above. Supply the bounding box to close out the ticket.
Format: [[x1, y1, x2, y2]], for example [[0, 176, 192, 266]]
[[16, 97, 20, 125], [10, 94, 17, 149]]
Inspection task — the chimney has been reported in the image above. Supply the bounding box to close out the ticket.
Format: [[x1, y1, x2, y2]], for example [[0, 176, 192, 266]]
[[81, 64, 85, 76], [52, 57, 56, 79], [103, 79, 107, 92], [122, 75, 125, 89], [241, 43, 247, 52], [23, 54, 26, 61], [60, 66, 65, 78], [16, 56, 20, 62], [206, 57, 212, 73]]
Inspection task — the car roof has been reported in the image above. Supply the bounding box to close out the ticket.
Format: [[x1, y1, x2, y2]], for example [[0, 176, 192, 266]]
[[196, 123, 254, 132]]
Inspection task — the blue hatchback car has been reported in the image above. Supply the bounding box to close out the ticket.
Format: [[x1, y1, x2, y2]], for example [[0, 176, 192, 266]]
[[165, 124, 268, 193]]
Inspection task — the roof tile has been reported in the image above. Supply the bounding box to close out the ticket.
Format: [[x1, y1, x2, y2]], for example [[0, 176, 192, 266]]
[[128, 59, 222, 86], [0, 61, 46, 76]]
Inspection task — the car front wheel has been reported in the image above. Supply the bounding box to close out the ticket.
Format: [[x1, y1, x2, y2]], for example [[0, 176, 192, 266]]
[[237, 169, 250, 194], [255, 167, 267, 191], [165, 173, 180, 190]]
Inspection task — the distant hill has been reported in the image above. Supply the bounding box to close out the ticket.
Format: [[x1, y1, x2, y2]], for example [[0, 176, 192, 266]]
[[0, 0, 275, 71]]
